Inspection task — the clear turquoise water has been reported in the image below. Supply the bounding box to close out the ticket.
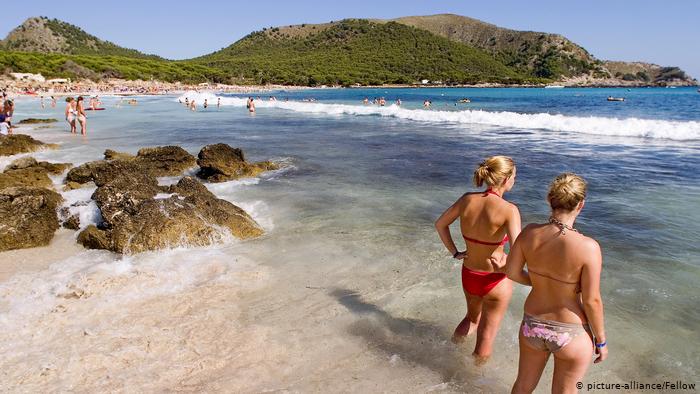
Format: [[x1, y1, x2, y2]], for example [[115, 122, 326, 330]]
[[3, 87, 699, 391]]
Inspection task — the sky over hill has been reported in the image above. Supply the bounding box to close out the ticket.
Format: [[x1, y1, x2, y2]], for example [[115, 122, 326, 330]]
[[2, 0, 699, 78]]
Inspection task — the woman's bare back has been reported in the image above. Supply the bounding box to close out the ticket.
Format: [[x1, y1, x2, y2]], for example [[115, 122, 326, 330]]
[[459, 192, 516, 272], [518, 223, 599, 323]]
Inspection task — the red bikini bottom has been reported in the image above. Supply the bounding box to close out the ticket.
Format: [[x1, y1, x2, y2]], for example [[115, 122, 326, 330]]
[[461, 265, 507, 297]]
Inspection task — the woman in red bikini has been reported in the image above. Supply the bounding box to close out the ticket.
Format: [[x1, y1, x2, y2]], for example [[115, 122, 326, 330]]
[[435, 155, 522, 362], [507, 173, 607, 393]]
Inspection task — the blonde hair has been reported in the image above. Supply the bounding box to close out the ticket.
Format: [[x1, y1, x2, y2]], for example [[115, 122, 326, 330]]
[[548, 173, 587, 211], [473, 155, 515, 187]]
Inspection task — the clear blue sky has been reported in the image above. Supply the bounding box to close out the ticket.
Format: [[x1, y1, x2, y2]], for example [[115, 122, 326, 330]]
[[2, 0, 699, 78]]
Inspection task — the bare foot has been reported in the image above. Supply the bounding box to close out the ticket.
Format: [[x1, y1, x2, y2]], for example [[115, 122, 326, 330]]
[[473, 353, 490, 366], [451, 321, 479, 344]]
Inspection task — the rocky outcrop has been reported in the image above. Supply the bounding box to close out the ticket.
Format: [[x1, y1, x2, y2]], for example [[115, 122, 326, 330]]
[[0, 187, 62, 251], [77, 225, 110, 249], [196, 143, 279, 182], [5, 156, 71, 174], [78, 174, 263, 254], [66, 146, 196, 185], [0, 134, 57, 156], [0, 157, 71, 189], [103, 149, 133, 161], [132, 146, 197, 177], [17, 118, 58, 124]]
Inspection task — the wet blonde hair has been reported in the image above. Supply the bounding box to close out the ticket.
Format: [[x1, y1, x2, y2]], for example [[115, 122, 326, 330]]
[[473, 155, 515, 187], [548, 173, 587, 211]]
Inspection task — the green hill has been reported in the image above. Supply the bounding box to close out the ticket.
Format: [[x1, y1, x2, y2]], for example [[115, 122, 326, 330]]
[[1, 15, 695, 86], [195, 19, 531, 86], [387, 14, 608, 79], [0, 16, 159, 59], [0, 52, 224, 83]]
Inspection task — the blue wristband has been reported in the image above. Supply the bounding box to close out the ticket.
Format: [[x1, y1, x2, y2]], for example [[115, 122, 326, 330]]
[[595, 341, 607, 348]]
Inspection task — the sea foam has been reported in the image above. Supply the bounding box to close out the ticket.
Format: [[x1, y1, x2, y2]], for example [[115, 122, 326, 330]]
[[177, 91, 700, 141]]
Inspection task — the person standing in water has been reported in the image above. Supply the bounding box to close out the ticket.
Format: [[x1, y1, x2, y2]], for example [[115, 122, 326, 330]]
[[204, 99, 208, 109], [435, 156, 521, 363], [190, 99, 196, 111], [75, 96, 87, 135], [51, 96, 56, 108], [65, 97, 77, 134], [507, 173, 607, 393], [217, 97, 221, 108], [247, 97, 255, 113]]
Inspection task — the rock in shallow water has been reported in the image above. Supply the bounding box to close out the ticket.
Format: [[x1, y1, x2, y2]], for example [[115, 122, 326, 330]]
[[78, 175, 263, 254], [196, 143, 279, 182], [0, 134, 57, 156], [66, 146, 196, 185], [0, 157, 72, 189], [0, 187, 62, 252], [17, 118, 58, 124]]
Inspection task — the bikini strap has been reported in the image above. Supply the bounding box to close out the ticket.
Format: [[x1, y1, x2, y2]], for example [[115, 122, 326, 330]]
[[485, 188, 502, 198], [528, 268, 579, 285]]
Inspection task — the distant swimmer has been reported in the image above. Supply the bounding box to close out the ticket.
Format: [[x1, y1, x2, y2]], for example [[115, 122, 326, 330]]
[[128, 99, 138, 105], [217, 97, 221, 108], [51, 96, 56, 108], [204, 99, 208, 109], [423, 99, 432, 109], [458, 98, 471, 103], [190, 100, 196, 111], [396, 98, 401, 106], [185, 97, 189, 106], [246, 97, 256, 113], [363, 97, 369, 105], [379, 97, 386, 106], [40, 95, 45, 109]]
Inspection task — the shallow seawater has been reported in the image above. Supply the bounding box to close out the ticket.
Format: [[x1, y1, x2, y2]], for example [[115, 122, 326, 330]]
[[0, 88, 698, 392]]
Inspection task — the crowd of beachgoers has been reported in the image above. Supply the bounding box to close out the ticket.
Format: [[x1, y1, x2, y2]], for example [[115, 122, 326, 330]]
[[0, 77, 301, 97]]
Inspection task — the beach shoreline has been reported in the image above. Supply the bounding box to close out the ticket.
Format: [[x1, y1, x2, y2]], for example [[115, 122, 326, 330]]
[[2, 77, 697, 99]]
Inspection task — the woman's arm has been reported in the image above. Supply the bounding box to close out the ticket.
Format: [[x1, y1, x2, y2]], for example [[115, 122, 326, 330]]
[[580, 238, 607, 363], [434, 196, 465, 258], [505, 228, 531, 286], [506, 204, 522, 246]]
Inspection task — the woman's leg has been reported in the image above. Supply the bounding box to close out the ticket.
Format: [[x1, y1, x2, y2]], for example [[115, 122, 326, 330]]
[[551, 332, 593, 394], [80, 117, 87, 135], [512, 331, 550, 394], [452, 291, 482, 343], [473, 278, 512, 361]]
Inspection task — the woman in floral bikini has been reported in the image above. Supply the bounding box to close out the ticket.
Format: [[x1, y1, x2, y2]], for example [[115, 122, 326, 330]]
[[507, 173, 607, 393]]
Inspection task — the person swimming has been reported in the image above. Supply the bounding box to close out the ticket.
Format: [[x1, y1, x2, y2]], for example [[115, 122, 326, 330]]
[[435, 156, 521, 363], [507, 173, 607, 393]]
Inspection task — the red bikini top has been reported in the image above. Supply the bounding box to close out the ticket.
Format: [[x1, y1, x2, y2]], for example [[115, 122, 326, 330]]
[[462, 188, 509, 246]]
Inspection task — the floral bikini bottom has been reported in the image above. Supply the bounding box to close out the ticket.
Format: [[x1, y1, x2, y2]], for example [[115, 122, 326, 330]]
[[521, 314, 592, 353]]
